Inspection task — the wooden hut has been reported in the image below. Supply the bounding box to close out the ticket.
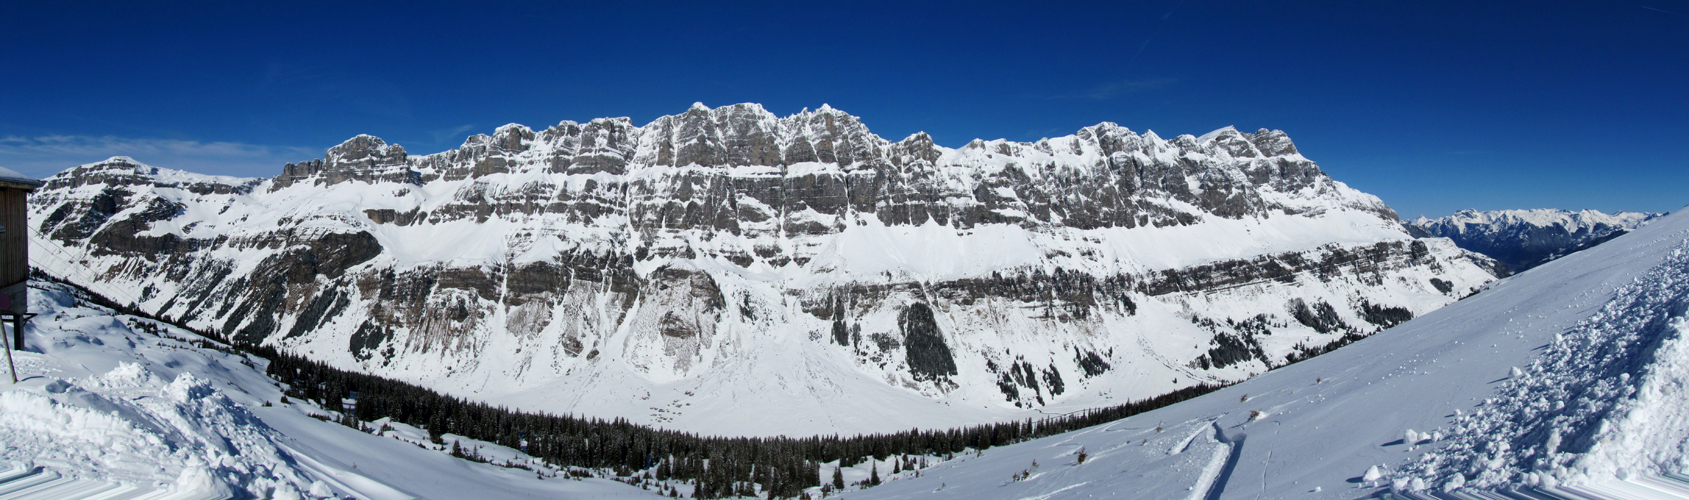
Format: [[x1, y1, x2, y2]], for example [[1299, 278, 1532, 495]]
[[0, 167, 41, 351]]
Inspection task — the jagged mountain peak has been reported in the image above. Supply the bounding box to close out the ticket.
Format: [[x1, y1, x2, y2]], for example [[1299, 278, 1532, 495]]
[[248, 102, 1388, 224], [1246, 128, 1298, 156], [63, 155, 258, 183], [1428, 208, 1660, 229], [1195, 125, 1239, 144], [283, 104, 1323, 188], [92, 155, 147, 167], [325, 134, 406, 164]]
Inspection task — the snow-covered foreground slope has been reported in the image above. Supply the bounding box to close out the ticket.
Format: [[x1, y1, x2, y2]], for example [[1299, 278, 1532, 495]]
[[840, 206, 1689, 499], [0, 282, 658, 499]]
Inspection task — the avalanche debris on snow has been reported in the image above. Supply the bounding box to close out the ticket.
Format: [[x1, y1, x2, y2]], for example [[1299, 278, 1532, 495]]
[[1397, 242, 1689, 490]]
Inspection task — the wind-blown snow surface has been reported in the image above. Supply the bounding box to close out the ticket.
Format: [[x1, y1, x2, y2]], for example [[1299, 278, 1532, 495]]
[[0, 282, 656, 499], [838, 206, 1689, 499]]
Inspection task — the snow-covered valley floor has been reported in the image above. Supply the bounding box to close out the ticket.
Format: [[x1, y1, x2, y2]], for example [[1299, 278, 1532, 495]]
[[8, 205, 1689, 498]]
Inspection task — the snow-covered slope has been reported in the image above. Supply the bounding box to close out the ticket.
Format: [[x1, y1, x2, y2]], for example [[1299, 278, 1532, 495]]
[[1410, 208, 1663, 272], [27, 103, 1500, 436], [0, 280, 658, 499], [841, 206, 1689, 499]]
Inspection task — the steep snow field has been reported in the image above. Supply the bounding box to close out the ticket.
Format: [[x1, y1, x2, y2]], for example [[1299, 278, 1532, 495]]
[[0, 284, 657, 499], [837, 206, 1689, 499]]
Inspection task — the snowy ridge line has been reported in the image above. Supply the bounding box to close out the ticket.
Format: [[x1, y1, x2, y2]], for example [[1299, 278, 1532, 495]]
[[1409, 208, 1665, 273]]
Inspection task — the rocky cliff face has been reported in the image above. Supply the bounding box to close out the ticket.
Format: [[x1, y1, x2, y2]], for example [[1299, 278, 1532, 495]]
[[1408, 209, 1663, 273], [28, 103, 1500, 436]]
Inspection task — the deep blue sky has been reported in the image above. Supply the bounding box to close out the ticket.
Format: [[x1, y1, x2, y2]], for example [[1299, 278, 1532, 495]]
[[2, 1, 1685, 218]]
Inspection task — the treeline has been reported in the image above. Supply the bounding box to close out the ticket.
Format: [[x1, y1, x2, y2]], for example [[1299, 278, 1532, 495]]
[[266, 351, 1221, 498], [35, 272, 1225, 498]]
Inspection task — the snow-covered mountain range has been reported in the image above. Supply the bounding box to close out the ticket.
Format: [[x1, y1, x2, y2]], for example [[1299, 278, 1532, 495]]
[[4, 205, 1685, 499], [26, 103, 1501, 436], [1409, 208, 1663, 273]]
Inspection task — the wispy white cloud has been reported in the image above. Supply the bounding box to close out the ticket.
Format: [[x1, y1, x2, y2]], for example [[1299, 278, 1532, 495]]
[[430, 124, 478, 145], [1034, 77, 1180, 100], [258, 62, 413, 120], [0, 135, 321, 179], [1641, 5, 1681, 16], [1076, 78, 1180, 99]]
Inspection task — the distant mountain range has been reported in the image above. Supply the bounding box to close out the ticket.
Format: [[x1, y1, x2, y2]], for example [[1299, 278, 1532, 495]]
[[26, 103, 1500, 436], [1408, 209, 1664, 273]]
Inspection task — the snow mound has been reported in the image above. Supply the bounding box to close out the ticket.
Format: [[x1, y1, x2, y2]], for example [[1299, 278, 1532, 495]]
[[1401, 243, 1689, 488], [0, 362, 312, 497]]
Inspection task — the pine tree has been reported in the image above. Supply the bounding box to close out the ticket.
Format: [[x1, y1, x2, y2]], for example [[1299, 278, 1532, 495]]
[[831, 466, 844, 490], [868, 463, 880, 486]]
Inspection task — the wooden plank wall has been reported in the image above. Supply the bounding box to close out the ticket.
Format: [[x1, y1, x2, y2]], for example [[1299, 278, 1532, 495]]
[[0, 187, 26, 289]]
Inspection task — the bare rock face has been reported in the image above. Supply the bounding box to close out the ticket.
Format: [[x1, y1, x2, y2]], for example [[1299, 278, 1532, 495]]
[[28, 104, 1502, 436], [276, 135, 413, 188], [900, 303, 956, 382]]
